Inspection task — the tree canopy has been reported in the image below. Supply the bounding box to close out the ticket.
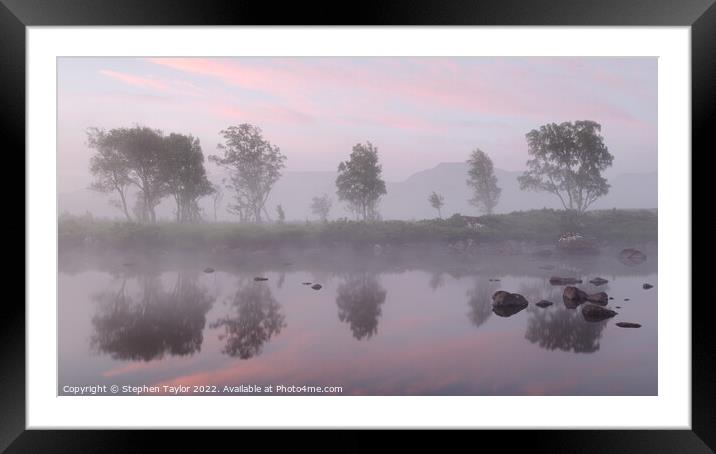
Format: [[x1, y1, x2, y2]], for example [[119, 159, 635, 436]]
[[335, 142, 387, 221], [518, 120, 613, 214], [210, 124, 286, 223], [428, 191, 445, 218], [466, 148, 501, 214]]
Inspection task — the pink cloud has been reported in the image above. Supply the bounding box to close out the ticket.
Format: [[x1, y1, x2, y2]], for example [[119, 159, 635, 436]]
[[99, 69, 203, 97]]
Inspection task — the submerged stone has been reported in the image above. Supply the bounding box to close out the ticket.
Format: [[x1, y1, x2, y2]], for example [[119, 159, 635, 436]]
[[616, 322, 642, 328], [311, 284, 323, 290], [586, 292, 609, 305], [536, 300, 553, 308], [254, 277, 269, 281], [642, 283, 654, 290], [203, 267, 215, 273], [492, 305, 527, 317], [589, 277, 609, 286], [581, 304, 617, 322], [550, 276, 583, 285]]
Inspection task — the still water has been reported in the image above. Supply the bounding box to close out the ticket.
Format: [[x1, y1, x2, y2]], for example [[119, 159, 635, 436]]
[[58, 248, 657, 395]]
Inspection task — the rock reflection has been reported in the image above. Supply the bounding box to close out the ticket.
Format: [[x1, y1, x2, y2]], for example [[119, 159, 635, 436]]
[[91, 273, 215, 361], [524, 306, 607, 353], [211, 282, 286, 359], [336, 274, 387, 340]]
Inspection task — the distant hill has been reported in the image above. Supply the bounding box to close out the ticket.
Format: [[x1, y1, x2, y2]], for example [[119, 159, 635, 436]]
[[59, 163, 657, 221]]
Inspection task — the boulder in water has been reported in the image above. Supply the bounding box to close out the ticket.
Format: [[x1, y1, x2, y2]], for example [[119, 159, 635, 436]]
[[254, 277, 269, 281], [581, 304, 617, 322], [616, 322, 642, 328], [589, 277, 609, 286], [311, 284, 323, 290], [619, 248, 647, 265], [550, 276, 583, 285], [536, 300, 553, 308]]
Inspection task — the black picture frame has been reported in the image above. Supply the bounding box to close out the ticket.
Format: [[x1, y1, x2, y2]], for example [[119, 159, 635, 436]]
[[3, 0, 709, 451]]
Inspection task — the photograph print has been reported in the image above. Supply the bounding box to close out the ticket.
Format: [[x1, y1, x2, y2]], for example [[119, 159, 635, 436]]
[[57, 56, 657, 396]]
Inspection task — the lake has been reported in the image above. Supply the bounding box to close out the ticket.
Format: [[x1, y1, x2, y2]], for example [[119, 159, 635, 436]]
[[58, 245, 657, 396]]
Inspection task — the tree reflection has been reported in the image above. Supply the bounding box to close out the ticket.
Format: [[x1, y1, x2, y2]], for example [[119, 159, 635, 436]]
[[524, 306, 607, 353], [91, 273, 215, 361], [466, 278, 495, 328], [336, 274, 387, 340], [211, 283, 286, 359]]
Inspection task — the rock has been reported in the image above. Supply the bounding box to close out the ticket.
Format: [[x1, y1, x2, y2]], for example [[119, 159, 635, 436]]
[[492, 291, 528, 308], [557, 232, 599, 254], [550, 276, 583, 285], [589, 277, 609, 286], [609, 297, 614, 300], [311, 284, 323, 290], [643, 283, 654, 290], [254, 277, 269, 281], [302, 282, 312, 285], [203, 267, 215, 273], [563, 286, 588, 301], [616, 306, 622, 309], [563, 286, 589, 309], [536, 300, 553, 308], [488, 278, 501, 282], [616, 322, 642, 328], [581, 304, 617, 322], [624, 298, 630, 301], [493, 305, 527, 317], [619, 248, 647, 265], [586, 292, 609, 305]]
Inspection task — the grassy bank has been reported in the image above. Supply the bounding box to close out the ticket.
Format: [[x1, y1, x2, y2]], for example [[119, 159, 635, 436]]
[[58, 209, 657, 252]]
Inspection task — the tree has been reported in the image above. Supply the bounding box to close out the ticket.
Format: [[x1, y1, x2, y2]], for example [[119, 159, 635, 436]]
[[428, 191, 445, 218], [310, 194, 332, 221], [466, 148, 501, 214], [335, 142, 387, 221], [161, 133, 214, 222], [518, 121, 614, 214], [86, 128, 133, 221], [210, 124, 286, 223], [87, 126, 167, 223], [276, 204, 285, 224]]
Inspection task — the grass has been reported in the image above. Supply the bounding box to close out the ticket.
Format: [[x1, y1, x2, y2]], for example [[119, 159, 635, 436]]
[[58, 208, 657, 252]]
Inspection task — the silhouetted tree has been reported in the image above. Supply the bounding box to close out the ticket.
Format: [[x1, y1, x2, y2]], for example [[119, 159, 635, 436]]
[[428, 191, 445, 218], [466, 148, 501, 214], [161, 133, 214, 222], [90, 273, 215, 361], [87, 128, 133, 221], [336, 274, 387, 340], [518, 120, 614, 214], [310, 194, 332, 221], [211, 283, 286, 359], [210, 124, 286, 223], [336, 142, 387, 221]]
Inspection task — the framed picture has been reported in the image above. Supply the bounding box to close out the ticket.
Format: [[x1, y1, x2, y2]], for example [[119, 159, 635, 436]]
[[5, 0, 709, 449]]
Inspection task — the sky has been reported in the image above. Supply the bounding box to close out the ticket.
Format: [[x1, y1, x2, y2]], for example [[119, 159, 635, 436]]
[[57, 57, 657, 193]]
